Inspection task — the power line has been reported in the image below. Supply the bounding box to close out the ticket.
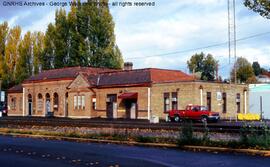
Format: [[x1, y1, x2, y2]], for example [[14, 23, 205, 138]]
[[126, 31, 270, 60]]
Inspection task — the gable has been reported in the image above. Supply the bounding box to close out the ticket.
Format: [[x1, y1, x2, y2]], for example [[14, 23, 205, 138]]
[[68, 74, 90, 89]]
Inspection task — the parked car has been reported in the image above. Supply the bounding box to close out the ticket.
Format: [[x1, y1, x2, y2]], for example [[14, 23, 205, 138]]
[[0, 104, 8, 116], [165, 105, 220, 122]]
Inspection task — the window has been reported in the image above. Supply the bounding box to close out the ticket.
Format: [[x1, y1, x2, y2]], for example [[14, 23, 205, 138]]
[[164, 93, 170, 112], [74, 95, 77, 109], [92, 98, 96, 110], [37, 94, 43, 111], [74, 95, 85, 110], [81, 95, 85, 109], [11, 97, 16, 110], [236, 93, 240, 113], [207, 92, 211, 111], [171, 92, 178, 110], [78, 95, 81, 109], [53, 93, 59, 112], [222, 93, 227, 113], [19, 97, 23, 111]]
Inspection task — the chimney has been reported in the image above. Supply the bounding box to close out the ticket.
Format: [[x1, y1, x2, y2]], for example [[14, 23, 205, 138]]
[[124, 62, 133, 70]]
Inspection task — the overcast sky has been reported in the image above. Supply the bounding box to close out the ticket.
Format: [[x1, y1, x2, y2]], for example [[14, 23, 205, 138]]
[[0, 0, 270, 78]]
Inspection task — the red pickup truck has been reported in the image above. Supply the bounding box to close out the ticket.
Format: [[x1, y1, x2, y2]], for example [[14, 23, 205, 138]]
[[166, 105, 220, 122]]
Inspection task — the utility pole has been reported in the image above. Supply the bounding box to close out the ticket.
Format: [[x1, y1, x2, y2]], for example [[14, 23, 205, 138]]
[[227, 0, 237, 84]]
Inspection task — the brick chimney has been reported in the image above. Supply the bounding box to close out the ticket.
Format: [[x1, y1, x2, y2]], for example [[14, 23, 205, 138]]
[[124, 62, 133, 70]]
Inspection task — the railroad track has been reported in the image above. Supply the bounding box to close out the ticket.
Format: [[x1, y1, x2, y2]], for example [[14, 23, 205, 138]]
[[0, 116, 266, 133]]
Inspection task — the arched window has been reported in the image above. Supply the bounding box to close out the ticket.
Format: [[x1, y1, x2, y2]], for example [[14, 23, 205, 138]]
[[53, 93, 59, 112], [11, 97, 16, 110], [37, 93, 43, 112], [28, 94, 32, 116], [28, 94, 32, 102], [45, 93, 51, 113]]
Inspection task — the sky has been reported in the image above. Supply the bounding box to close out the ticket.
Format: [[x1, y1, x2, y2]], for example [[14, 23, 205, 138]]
[[0, 0, 270, 79]]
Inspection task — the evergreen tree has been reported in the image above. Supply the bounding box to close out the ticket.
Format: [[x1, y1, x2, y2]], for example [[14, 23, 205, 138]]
[[33, 32, 45, 74], [42, 23, 56, 70], [54, 8, 69, 68], [252, 61, 262, 76]]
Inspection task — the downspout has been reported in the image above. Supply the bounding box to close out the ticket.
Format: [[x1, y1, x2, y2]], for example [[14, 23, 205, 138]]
[[199, 85, 203, 106], [22, 87, 25, 116], [147, 87, 151, 120], [244, 89, 247, 114]]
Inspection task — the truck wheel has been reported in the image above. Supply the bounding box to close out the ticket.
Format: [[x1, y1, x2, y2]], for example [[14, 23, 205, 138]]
[[174, 116, 180, 122], [201, 116, 208, 123]]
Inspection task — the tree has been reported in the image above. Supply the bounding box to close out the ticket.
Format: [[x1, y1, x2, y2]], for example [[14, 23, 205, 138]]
[[187, 52, 218, 81], [15, 31, 32, 84], [54, 8, 69, 69], [252, 61, 262, 76], [0, 22, 9, 56], [0, 22, 9, 88], [231, 57, 255, 83], [42, 23, 56, 70], [41, 0, 123, 69], [33, 32, 45, 74], [5, 26, 21, 85], [244, 0, 270, 19]]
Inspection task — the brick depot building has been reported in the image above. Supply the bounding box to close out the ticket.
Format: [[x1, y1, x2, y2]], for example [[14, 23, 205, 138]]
[[7, 65, 248, 120]]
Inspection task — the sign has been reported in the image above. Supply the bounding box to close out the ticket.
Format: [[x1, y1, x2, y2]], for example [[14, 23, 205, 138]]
[[1, 91, 5, 102], [216, 92, 222, 101]]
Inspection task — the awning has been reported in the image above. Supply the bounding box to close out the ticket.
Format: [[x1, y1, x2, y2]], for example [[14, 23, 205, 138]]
[[118, 92, 138, 99]]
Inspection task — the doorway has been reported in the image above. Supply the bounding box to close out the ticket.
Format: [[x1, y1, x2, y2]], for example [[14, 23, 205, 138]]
[[106, 94, 117, 119], [28, 94, 32, 116], [45, 93, 51, 115]]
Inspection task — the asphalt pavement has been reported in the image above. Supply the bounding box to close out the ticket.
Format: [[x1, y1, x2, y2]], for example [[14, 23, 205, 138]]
[[0, 135, 269, 167]]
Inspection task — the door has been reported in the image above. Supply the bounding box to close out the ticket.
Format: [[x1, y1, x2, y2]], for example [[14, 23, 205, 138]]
[[130, 103, 137, 119], [28, 102, 32, 116], [106, 94, 117, 119], [28, 94, 32, 116]]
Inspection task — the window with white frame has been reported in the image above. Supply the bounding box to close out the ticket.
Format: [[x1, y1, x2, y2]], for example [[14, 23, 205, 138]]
[[74, 95, 77, 109], [74, 95, 85, 110], [78, 95, 81, 109], [81, 95, 85, 109]]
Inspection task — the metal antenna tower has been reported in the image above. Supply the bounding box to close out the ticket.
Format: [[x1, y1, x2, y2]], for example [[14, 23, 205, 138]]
[[227, 0, 237, 83]]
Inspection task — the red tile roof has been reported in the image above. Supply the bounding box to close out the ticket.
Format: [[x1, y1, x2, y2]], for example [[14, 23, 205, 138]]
[[7, 84, 23, 93], [16, 66, 194, 89], [87, 68, 194, 87], [24, 66, 117, 83]]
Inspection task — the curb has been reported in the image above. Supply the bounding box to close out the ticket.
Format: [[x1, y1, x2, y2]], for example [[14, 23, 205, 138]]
[[0, 132, 269, 157]]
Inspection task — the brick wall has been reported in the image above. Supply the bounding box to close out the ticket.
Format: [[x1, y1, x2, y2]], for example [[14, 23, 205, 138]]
[[151, 81, 248, 119], [22, 80, 72, 117], [7, 93, 23, 116]]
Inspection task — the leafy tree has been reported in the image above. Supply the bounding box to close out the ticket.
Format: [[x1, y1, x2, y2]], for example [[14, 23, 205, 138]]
[[15, 31, 32, 84], [0, 22, 9, 56], [244, 0, 270, 19], [231, 57, 255, 83], [252, 61, 262, 76], [187, 52, 218, 81], [5, 26, 21, 85], [0, 22, 9, 88]]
